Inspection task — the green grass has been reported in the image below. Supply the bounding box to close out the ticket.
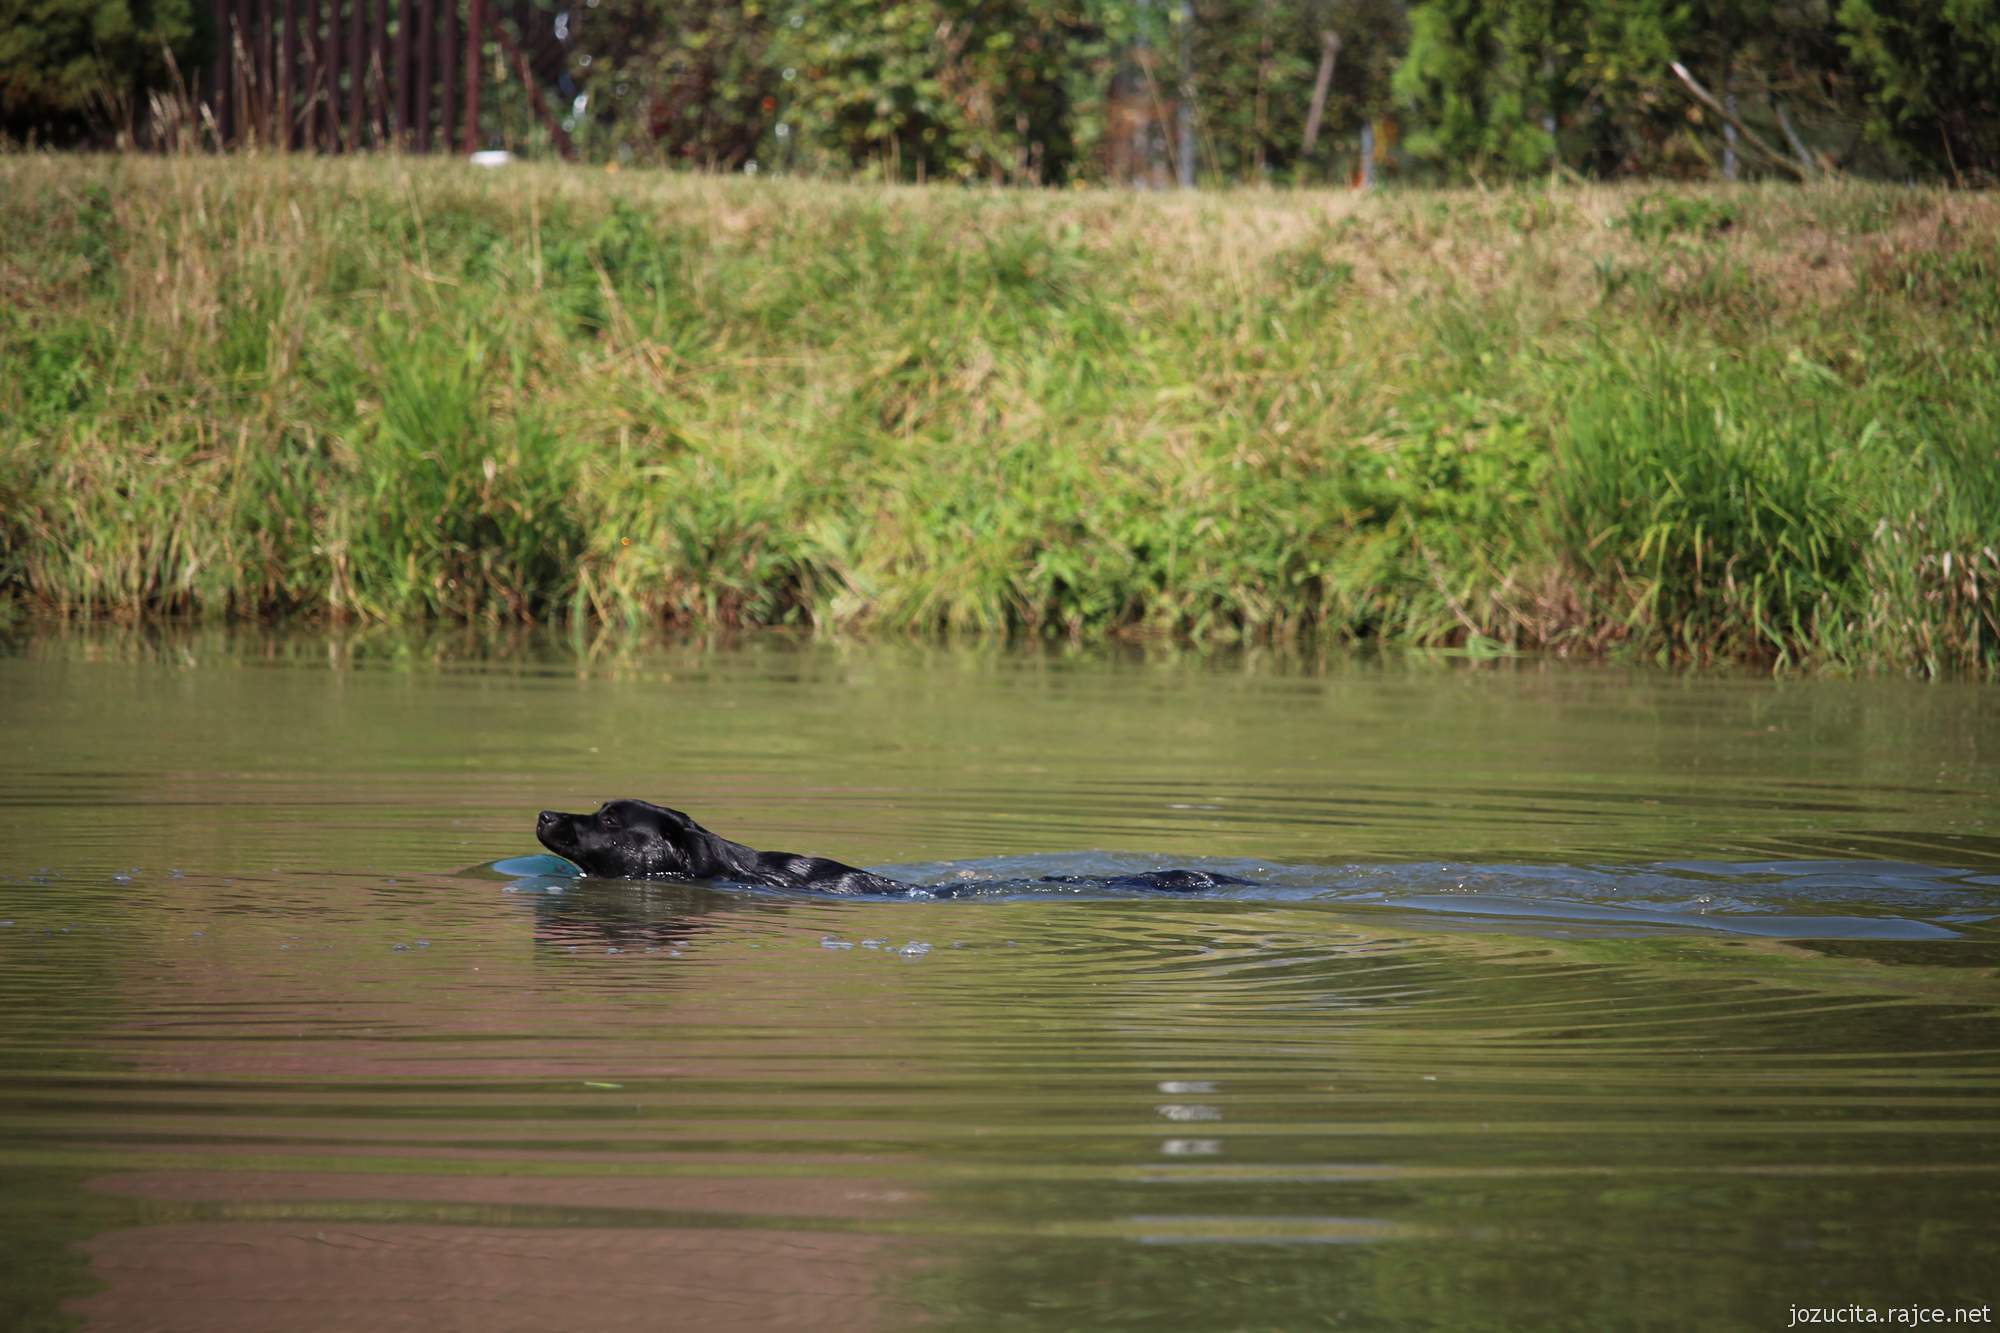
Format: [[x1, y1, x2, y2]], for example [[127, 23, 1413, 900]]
[[2, 153, 1996, 672]]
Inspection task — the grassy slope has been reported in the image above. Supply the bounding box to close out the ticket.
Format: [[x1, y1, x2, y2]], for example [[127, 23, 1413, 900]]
[[1, 154, 1996, 671]]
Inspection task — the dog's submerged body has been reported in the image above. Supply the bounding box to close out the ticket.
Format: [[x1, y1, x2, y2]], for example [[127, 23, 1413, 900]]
[[536, 800, 1248, 896]]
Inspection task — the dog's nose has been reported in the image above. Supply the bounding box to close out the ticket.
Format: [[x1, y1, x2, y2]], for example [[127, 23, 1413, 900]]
[[537, 810, 563, 831]]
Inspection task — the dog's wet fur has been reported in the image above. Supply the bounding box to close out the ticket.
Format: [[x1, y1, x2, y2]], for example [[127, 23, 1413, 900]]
[[536, 799, 1248, 896], [538, 800, 908, 895]]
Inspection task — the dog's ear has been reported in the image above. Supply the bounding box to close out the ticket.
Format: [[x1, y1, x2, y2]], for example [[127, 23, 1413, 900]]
[[687, 823, 745, 878]]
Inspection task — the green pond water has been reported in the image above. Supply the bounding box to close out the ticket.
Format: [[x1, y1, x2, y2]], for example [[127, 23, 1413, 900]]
[[1, 629, 1996, 1331]]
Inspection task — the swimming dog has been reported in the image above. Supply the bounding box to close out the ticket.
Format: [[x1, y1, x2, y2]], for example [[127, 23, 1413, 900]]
[[535, 800, 1245, 895]]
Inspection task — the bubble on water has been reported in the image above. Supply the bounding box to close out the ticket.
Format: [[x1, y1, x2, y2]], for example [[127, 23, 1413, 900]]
[[392, 943, 409, 952], [899, 942, 930, 958], [861, 938, 887, 949], [606, 947, 622, 954], [821, 936, 855, 950]]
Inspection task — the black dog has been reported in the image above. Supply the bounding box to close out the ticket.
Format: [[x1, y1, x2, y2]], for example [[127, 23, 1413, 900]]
[[536, 799, 1249, 896], [538, 800, 912, 895]]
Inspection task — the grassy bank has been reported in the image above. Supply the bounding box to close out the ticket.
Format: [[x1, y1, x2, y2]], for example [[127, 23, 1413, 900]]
[[2, 155, 1996, 672]]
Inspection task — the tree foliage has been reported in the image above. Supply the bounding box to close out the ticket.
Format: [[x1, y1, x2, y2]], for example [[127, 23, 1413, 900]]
[[1837, 0, 2000, 183], [1392, 0, 1999, 183], [0, 0, 204, 143], [0, 0, 1993, 184]]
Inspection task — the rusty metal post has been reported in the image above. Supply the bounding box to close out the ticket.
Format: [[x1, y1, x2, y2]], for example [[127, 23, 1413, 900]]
[[280, 0, 298, 147], [210, 0, 229, 142], [346, 0, 363, 147], [255, 0, 272, 143], [440, 0, 457, 154], [393, 0, 412, 145], [323, 0, 335, 147], [462, 0, 483, 153], [232, 0, 250, 144], [371, 0, 388, 144], [415, 0, 434, 149]]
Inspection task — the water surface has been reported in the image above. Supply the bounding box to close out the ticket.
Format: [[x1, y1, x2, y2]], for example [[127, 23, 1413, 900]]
[[2, 630, 1996, 1329]]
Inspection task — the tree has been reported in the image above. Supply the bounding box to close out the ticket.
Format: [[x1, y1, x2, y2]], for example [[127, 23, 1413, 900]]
[[1837, 0, 2000, 183], [768, 0, 1124, 182], [572, 0, 779, 169], [1393, 0, 1581, 176], [0, 0, 206, 143], [1187, 0, 1405, 182]]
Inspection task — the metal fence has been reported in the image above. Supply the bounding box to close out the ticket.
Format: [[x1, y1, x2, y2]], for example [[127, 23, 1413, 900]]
[[200, 0, 577, 157]]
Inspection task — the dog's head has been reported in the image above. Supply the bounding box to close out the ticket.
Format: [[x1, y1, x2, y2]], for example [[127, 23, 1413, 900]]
[[535, 800, 731, 879]]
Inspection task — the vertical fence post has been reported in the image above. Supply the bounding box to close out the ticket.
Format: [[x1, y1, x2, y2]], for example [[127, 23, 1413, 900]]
[[346, 0, 362, 147], [280, 0, 297, 147], [231, 0, 250, 144], [441, 0, 458, 155], [254, 0, 271, 143], [323, 0, 341, 149], [336, 0, 348, 150], [415, 0, 435, 150], [463, 0, 483, 153], [1174, 0, 1195, 188], [393, 0, 412, 146], [210, 0, 228, 141], [370, 0, 387, 144], [189, 0, 549, 158]]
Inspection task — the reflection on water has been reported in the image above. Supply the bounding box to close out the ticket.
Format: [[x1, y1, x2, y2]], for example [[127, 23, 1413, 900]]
[[0, 629, 1996, 1329]]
